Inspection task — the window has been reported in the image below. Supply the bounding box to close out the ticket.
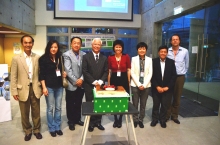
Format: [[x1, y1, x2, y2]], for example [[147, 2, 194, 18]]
[[95, 28, 115, 34], [47, 36, 69, 53], [47, 27, 139, 57], [72, 28, 92, 33]]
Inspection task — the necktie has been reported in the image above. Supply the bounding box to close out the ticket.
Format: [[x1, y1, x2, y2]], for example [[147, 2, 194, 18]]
[[95, 54, 98, 63]]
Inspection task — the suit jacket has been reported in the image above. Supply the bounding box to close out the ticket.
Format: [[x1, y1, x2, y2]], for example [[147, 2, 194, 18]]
[[82, 52, 108, 94], [151, 57, 177, 94], [10, 52, 42, 102], [63, 50, 86, 91], [131, 55, 152, 88]]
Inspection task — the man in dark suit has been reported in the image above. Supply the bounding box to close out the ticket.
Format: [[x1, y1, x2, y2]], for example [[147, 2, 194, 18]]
[[151, 45, 177, 128], [82, 38, 108, 132]]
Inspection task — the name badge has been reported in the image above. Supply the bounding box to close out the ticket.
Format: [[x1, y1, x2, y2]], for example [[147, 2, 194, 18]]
[[117, 71, 121, 77], [56, 69, 61, 76], [28, 72, 32, 79], [140, 71, 144, 77]]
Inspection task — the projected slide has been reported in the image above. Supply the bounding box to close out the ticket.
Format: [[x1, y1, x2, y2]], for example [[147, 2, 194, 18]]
[[59, 0, 128, 13]]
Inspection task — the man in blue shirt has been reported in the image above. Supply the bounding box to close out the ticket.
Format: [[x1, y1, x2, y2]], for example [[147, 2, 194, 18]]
[[166, 34, 189, 124]]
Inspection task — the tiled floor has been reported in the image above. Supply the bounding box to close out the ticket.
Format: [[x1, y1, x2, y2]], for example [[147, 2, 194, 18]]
[[0, 94, 219, 145]]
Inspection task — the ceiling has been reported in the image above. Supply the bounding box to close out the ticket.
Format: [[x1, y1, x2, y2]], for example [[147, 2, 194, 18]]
[[0, 25, 25, 35]]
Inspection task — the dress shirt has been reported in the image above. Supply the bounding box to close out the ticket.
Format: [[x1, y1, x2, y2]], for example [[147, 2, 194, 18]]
[[167, 46, 189, 75], [139, 57, 145, 84], [24, 52, 33, 82], [91, 51, 103, 85], [160, 59, 165, 80]]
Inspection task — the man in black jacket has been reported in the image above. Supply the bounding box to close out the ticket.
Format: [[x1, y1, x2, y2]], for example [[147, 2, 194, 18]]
[[82, 38, 108, 132], [151, 45, 177, 128]]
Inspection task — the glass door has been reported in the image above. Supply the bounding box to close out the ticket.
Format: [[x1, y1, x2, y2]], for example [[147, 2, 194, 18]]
[[162, 3, 220, 115]]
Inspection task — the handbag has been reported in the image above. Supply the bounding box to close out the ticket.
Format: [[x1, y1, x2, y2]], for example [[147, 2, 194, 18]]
[[60, 56, 68, 88]]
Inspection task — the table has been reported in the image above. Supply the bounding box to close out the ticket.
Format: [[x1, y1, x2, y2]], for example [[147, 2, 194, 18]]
[[80, 102, 139, 145]]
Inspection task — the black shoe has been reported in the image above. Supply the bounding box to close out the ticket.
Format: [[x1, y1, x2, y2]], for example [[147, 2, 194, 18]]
[[88, 125, 94, 132], [50, 132, 56, 137], [56, 130, 63, 135], [34, 133, 43, 139], [150, 120, 158, 127], [69, 124, 75, 130], [160, 122, 167, 128], [171, 118, 180, 124], [134, 122, 138, 128], [139, 121, 144, 128], [24, 133, 32, 141], [95, 124, 105, 130], [117, 120, 122, 128], [75, 120, 84, 126], [113, 120, 118, 128]]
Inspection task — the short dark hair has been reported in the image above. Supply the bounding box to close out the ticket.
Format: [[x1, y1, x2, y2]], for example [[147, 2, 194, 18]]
[[71, 36, 82, 44], [20, 35, 34, 43], [136, 42, 148, 50], [158, 45, 168, 52], [43, 40, 62, 58], [169, 34, 181, 43], [113, 40, 124, 52]]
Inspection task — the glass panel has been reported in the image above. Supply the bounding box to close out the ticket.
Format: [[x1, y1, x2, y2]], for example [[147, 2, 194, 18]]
[[72, 28, 92, 33], [133, 0, 140, 14], [95, 28, 115, 34], [161, 3, 220, 116], [46, 0, 54, 11], [47, 36, 69, 53], [117, 38, 138, 57], [118, 29, 138, 35], [47, 27, 68, 33]]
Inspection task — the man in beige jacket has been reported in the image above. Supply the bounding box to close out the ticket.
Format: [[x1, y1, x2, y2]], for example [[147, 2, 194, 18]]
[[10, 35, 43, 141]]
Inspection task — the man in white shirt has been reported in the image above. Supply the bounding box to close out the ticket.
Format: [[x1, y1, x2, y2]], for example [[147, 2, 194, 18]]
[[10, 35, 43, 141], [151, 45, 177, 128]]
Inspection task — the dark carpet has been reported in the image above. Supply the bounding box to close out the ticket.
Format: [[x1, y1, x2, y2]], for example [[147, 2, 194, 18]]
[[179, 97, 218, 117]]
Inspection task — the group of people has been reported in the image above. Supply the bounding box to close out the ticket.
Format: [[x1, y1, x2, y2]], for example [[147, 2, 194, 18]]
[[10, 34, 188, 141]]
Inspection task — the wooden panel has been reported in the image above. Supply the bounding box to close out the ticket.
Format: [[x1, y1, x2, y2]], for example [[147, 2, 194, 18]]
[[3, 37, 21, 70], [0, 37, 4, 64]]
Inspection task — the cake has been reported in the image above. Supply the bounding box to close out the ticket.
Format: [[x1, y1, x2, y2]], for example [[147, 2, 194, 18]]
[[95, 85, 129, 97]]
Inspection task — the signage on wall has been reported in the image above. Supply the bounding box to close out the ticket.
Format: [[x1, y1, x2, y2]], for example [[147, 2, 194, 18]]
[[71, 35, 115, 50], [13, 43, 22, 54], [174, 6, 183, 15]]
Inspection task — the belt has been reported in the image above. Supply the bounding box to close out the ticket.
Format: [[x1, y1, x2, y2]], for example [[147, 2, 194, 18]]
[[177, 75, 184, 77], [29, 83, 32, 86]]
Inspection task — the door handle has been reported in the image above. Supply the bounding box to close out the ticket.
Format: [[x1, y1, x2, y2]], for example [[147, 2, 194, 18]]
[[195, 35, 200, 77]]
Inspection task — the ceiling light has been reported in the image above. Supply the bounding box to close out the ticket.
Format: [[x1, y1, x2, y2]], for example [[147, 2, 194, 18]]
[[0, 31, 20, 33]]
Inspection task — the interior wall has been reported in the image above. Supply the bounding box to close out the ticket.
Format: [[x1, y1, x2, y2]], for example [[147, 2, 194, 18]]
[[0, 36, 4, 64], [0, 0, 35, 34], [3, 37, 21, 71], [35, 0, 141, 28], [32, 26, 47, 56]]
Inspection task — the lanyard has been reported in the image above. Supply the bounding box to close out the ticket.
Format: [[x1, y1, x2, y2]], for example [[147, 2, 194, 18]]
[[115, 56, 121, 70]]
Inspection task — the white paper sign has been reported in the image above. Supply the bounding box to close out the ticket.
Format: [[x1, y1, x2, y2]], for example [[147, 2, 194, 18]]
[[192, 46, 198, 54]]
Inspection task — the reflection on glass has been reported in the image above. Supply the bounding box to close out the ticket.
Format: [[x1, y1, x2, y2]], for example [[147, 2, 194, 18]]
[[47, 36, 69, 53], [118, 29, 138, 35], [46, 0, 54, 11], [72, 28, 92, 33], [133, 0, 140, 14], [118, 38, 138, 57], [95, 28, 114, 34], [47, 27, 68, 33]]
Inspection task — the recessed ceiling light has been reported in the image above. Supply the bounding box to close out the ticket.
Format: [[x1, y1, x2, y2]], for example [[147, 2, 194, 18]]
[[0, 31, 20, 33]]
